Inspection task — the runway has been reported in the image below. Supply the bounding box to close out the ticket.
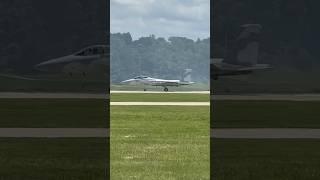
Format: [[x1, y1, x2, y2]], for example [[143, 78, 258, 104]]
[[0, 92, 109, 99], [2, 92, 320, 101], [111, 102, 209, 106], [0, 91, 209, 99], [0, 128, 109, 138], [211, 128, 320, 139], [212, 94, 320, 101], [3, 128, 319, 138]]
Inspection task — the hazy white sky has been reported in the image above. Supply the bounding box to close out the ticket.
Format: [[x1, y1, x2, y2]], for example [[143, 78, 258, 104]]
[[111, 0, 210, 40]]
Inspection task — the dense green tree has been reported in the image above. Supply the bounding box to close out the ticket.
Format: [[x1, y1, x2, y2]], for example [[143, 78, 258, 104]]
[[110, 33, 210, 83]]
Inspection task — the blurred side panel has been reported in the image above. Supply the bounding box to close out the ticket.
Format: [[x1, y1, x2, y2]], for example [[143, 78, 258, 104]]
[[211, 0, 320, 179], [0, 0, 109, 179]]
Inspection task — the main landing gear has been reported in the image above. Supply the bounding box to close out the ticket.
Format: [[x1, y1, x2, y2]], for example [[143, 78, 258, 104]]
[[163, 87, 168, 92]]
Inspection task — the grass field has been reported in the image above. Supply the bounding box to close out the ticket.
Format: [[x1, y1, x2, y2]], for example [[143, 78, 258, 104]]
[[111, 93, 209, 102], [0, 97, 210, 179], [211, 139, 320, 180], [0, 138, 108, 180], [111, 106, 210, 180], [213, 100, 320, 128], [0, 76, 108, 93], [0, 99, 108, 128], [0, 94, 209, 127]]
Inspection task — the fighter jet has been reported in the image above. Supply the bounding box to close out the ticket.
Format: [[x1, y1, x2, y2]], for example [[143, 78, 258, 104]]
[[211, 24, 271, 80], [35, 45, 108, 78], [121, 69, 194, 92], [0, 45, 108, 81]]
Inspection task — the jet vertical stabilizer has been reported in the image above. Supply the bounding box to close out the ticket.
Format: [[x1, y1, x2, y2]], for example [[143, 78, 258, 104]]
[[211, 24, 271, 80], [225, 24, 262, 66], [182, 69, 192, 82]]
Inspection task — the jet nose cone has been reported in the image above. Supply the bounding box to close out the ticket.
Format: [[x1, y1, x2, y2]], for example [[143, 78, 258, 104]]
[[34, 62, 46, 71], [121, 79, 131, 83], [33, 55, 74, 72]]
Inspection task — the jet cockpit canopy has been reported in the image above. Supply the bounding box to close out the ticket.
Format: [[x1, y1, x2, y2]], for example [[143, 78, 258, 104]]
[[75, 45, 108, 56], [133, 75, 149, 79]]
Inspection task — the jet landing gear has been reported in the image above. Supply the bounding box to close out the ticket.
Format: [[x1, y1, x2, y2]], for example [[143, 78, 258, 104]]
[[163, 87, 169, 92]]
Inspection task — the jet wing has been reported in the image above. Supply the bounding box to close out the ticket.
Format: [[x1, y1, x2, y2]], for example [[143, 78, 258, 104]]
[[0, 74, 38, 81], [35, 45, 108, 72], [35, 55, 105, 69], [211, 58, 224, 64], [150, 80, 180, 86], [238, 64, 272, 71], [213, 62, 246, 71]]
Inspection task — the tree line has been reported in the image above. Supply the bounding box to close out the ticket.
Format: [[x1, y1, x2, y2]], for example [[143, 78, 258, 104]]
[[110, 33, 210, 83]]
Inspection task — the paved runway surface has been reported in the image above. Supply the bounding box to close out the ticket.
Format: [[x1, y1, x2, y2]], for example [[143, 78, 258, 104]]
[[3, 128, 320, 138], [111, 102, 209, 106], [0, 128, 109, 138], [212, 94, 320, 101], [0, 91, 209, 99], [0, 92, 109, 99], [3, 92, 320, 101], [211, 128, 320, 139]]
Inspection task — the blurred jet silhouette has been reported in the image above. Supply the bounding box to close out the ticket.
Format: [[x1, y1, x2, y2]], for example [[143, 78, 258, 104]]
[[35, 45, 108, 78], [121, 69, 194, 92], [211, 24, 271, 80]]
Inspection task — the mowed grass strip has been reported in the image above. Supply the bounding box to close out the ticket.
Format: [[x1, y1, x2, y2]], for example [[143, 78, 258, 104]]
[[111, 106, 209, 180], [211, 139, 320, 180], [0, 99, 108, 128], [0, 77, 107, 92], [213, 100, 320, 128], [0, 138, 108, 180], [111, 93, 209, 102]]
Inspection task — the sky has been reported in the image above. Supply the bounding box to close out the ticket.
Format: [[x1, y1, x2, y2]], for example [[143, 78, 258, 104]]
[[111, 0, 210, 40]]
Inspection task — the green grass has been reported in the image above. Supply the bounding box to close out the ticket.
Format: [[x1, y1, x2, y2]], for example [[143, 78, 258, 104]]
[[213, 100, 320, 128], [211, 139, 320, 180], [111, 93, 209, 102], [0, 76, 107, 93], [0, 99, 108, 128], [0, 138, 108, 180], [111, 106, 210, 180]]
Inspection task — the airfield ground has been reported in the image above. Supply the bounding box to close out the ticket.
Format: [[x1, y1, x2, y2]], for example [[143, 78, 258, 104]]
[[111, 93, 209, 102], [0, 138, 107, 180], [0, 76, 108, 93], [0, 99, 108, 128], [0, 93, 209, 127], [211, 98, 320, 179], [0, 93, 209, 179], [111, 105, 210, 180], [213, 100, 320, 128], [2, 95, 320, 128], [211, 139, 320, 180], [2, 92, 320, 179]]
